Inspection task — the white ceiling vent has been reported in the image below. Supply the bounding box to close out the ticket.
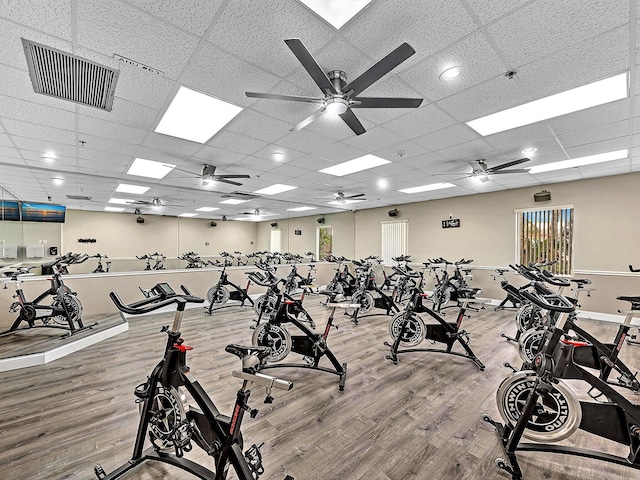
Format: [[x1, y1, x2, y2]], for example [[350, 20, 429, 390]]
[[22, 38, 119, 111]]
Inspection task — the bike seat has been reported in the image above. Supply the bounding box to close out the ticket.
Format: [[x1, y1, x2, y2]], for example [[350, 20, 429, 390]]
[[571, 278, 591, 286], [495, 269, 508, 275], [458, 287, 482, 297], [225, 344, 271, 363], [617, 296, 640, 310]]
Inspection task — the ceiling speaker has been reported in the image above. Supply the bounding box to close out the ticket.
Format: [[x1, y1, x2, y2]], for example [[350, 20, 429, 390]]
[[534, 190, 551, 202], [210, 221, 217, 227], [271, 222, 278, 228], [388, 208, 398, 217], [222, 215, 227, 221], [317, 217, 325, 224], [136, 216, 145, 224]]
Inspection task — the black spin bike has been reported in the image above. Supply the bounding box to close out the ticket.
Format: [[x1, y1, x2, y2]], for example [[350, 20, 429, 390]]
[[95, 283, 294, 480], [483, 284, 640, 479], [206, 264, 255, 315]]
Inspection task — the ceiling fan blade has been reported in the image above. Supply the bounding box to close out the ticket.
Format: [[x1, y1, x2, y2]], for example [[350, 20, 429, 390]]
[[488, 169, 530, 175], [350, 97, 423, 108], [213, 178, 243, 186], [290, 107, 327, 132], [342, 43, 416, 97], [344, 193, 366, 199], [339, 108, 366, 135], [215, 174, 250, 179], [245, 92, 324, 103], [284, 39, 337, 94], [486, 157, 530, 172]]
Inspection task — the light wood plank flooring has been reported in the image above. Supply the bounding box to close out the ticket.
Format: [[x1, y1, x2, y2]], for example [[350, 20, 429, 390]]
[[0, 296, 639, 480]]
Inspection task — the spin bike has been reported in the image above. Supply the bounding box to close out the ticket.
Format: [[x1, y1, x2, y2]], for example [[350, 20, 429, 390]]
[[91, 253, 111, 273], [250, 275, 347, 390], [95, 283, 294, 480], [283, 263, 316, 295], [384, 268, 487, 370], [483, 285, 640, 479], [1, 265, 95, 338], [349, 259, 400, 325], [206, 265, 255, 315]]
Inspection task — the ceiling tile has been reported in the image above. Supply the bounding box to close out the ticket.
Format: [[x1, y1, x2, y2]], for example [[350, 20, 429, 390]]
[[141, 132, 202, 157], [402, 30, 506, 102], [414, 124, 479, 152], [467, 0, 530, 24], [78, 115, 147, 145], [77, 0, 199, 80], [556, 119, 630, 150], [384, 103, 457, 139], [275, 129, 337, 154], [207, 131, 268, 155], [0, 145, 21, 159], [226, 109, 291, 143], [342, 0, 477, 68], [76, 133, 139, 157], [191, 145, 247, 166], [3, 119, 76, 146], [342, 125, 406, 151], [125, 0, 225, 36], [548, 98, 630, 136], [483, 123, 556, 151], [109, 61, 178, 110], [313, 142, 368, 163], [0, 95, 76, 131], [433, 138, 495, 162], [488, 0, 628, 67], [77, 97, 160, 130], [208, 0, 334, 77]]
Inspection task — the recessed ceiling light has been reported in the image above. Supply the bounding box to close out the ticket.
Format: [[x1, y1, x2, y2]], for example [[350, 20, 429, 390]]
[[299, 0, 371, 29], [528, 149, 628, 174], [116, 183, 149, 194], [179, 213, 198, 217], [399, 182, 456, 194], [377, 179, 388, 188], [287, 206, 317, 212], [319, 154, 390, 176], [466, 72, 629, 136], [104, 207, 125, 212], [127, 158, 175, 179], [42, 152, 57, 162], [51, 177, 64, 185], [440, 65, 462, 80], [155, 86, 243, 143], [108, 198, 134, 204], [220, 198, 249, 205], [271, 152, 286, 161], [195, 207, 220, 212], [521, 148, 538, 155], [254, 184, 298, 195]]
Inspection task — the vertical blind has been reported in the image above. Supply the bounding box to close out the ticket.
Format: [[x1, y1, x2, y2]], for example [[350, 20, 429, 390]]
[[381, 220, 407, 265], [518, 208, 573, 274]]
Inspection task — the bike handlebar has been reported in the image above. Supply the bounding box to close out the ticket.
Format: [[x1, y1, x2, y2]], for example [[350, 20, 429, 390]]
[[519, 284, 575, 313], [630, 264, 640, 273], [110, 284, 204, 315]]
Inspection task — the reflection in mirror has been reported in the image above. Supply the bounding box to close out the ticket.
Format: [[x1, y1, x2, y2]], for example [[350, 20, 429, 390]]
[[0, 186, 22, 267]]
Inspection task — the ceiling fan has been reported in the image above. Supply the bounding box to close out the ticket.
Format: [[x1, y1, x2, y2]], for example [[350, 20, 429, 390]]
[[238, 208, 276, 216], [441, 158, 531, 183], [316, 190, 367, 203], [174, 164, 250, 186], [130, 197, 185, 208], [245, 39, 423, 136]]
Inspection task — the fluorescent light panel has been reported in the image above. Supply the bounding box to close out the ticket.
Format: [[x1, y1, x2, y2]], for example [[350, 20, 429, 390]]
[[254, 184, 297, 195], [220, 199, 249, 205], [108, 198, 133, 204], [179, 213, 198, 217], [104, 207, 125, 212], [127, 158, 175, 179], [116, 184, 149, 194], [399, 182, 456, 194], [155, 86, 243, 143], [528, 149, 628, 174], [195, 207, 220, 212], [319, 154, 390, 176], [466, 72, 629, 136], [299, 0, 371, 29], [287, 206, 317, 212]]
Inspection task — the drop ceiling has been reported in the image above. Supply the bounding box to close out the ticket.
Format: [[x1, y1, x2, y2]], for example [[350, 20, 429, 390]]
[[0, 0, 637, 221]]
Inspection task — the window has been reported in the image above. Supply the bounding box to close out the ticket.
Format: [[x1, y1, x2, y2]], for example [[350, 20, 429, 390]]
[[381, 220, 407, 265], [517, 206, 574, 275], [316, 226, 333, 261]]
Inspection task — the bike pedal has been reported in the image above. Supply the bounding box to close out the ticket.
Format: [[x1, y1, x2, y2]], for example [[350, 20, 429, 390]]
[[94, 464, 106, 479], [244, 443, 265, 476]]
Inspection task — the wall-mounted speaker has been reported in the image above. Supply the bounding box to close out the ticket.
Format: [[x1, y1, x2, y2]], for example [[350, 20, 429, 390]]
[[294, 229, 302, 236], [317, 217, 325, 224], [222, 215, 227, 221], [210, 221, 217, 227], [388, 208, 398, 217], [534, 190, 551, 202], [136, 216, 145, 224], [270, 222, 278, 228]]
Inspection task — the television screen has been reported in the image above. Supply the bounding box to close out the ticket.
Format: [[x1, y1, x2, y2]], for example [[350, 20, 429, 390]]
[[0, 201, 20, 221], [21, 203, 66, 222]]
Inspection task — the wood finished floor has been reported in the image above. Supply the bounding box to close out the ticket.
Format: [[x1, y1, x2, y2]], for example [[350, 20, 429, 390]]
[[0, 296, 639, 480]]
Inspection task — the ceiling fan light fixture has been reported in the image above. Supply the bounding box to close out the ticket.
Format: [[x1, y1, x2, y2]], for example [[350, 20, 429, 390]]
[[522, 147, 537, 155], [325, 97, 349, 115], [439, 65, 462, 81], [151, 198, 162, 207], [271, 152, 286, 161], [51, 177, 64, 185], [42, 152, 57, 162]]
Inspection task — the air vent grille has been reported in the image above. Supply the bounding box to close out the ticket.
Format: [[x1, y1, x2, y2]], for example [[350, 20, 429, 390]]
[[22, 38, 119, 111], [66, 195, 93, 201]]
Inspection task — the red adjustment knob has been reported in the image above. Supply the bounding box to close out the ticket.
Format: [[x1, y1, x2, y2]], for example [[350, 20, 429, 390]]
[[173, 343, 193, 352], [283, 300, 295, 305]]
